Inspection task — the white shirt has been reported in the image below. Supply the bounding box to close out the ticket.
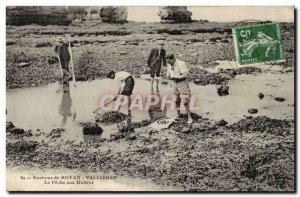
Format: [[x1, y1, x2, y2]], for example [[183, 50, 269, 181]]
[[114, 71, 131, 92], [166, 59, 189, 78], [114, 71, 131, 83]]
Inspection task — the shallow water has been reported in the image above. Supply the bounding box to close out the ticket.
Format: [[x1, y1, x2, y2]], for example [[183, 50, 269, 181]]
[[7, 71, 294, 140]]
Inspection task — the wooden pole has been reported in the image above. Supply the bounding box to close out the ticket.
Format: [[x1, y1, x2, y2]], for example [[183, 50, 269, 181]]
[[68, 36, 76, 87]]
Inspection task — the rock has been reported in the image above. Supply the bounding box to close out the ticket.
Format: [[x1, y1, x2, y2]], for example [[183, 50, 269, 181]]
[[110, 132, 125, 141], [6, 6, 72, 26], [217, 84, 229, 96], [158, 6, 192, 23], [48, 128, 64, 138], [82, 122, 103, 135], [10, 127, 25, 135], [236, 67, 261, 75], [216, 119, 228, 126], [275, 97, 285, 102], [120, 125, 135, 133], [95, 111, 127, 124], [6, 121, 15, 130], [99, 6, 128, 23], [120, 41, 126, 45], [17, 62, 30, 67], [248, 108, 258, 114], [119, 51, 128, 55], [86, 7, 101, 20], [126, 133, 137, 141], [258, 93, 264, 100], [47, 56, 58, 64]]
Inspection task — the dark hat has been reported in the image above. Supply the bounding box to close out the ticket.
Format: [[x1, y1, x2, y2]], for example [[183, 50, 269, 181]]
[[165, 54, 175, 59]]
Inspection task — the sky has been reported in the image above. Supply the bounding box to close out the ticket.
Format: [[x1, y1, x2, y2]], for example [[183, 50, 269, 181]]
[[127, 6, 294, 22]]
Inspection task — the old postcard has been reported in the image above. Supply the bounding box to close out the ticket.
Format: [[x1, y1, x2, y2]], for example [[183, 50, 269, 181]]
[[6, 6, 295, 192]]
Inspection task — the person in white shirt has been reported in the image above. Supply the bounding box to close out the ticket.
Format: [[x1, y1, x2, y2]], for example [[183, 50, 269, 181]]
[[166, 54, 193, 124], [106, 71, 135, 123]]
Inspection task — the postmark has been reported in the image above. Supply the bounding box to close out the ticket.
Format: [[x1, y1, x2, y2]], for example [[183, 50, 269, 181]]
[[233, 23, 285, 65]]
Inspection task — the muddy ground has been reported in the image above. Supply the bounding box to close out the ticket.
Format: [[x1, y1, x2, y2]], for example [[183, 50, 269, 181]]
[[6, 21, 294, 89], [6, 115, 294, 191]]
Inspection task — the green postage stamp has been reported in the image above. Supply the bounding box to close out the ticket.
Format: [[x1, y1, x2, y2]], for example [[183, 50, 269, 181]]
[[233, 23, 285, 65]]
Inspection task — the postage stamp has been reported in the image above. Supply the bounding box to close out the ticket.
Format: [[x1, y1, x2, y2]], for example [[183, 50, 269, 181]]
[[233, 23, 285, 65]]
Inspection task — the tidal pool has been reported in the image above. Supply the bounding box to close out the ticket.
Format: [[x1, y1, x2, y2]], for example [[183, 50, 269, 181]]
[[7, 72, 294, 141]]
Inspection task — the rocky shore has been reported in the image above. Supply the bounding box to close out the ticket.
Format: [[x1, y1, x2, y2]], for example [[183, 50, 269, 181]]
[[6, 21, 294, 89], [6, 115, 294, 191]]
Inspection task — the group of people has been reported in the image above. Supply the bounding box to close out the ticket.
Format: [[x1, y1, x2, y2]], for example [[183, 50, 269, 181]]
[[55, 37, 193, 124]]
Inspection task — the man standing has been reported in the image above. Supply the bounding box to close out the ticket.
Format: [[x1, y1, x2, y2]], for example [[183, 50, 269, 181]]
[[54, 37, 71, 84], [106, 71, 135, 124], [166, 54, 193, 124], [147, 40, 166, 87]]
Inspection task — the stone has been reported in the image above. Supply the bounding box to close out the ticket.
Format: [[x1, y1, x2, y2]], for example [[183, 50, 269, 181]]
[[119, 51, 127, 55], [82, 122, 103, 135], [6, 6, 71, 26], [275, 97, 285, 102], [216, 119, 228, 126], [47, 56, 58, 65], [17, 62, 30, 67], [6, 121, 15, 130], [158, 6, 192, 23], [99, 6, 128, 23], [258, 93, 264, 100], [10, 127, 25, 135], [120, 41, 126, 45], [217, 84, 229, 96], [248, 108, 258, 114]]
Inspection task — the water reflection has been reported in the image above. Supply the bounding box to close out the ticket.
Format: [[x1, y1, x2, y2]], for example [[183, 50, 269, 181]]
[[148, 85, 167, 121], [58, 83, 76, 126]]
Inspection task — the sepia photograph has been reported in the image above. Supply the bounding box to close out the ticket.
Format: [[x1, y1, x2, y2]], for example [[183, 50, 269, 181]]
[[5, 5, 295, 192]]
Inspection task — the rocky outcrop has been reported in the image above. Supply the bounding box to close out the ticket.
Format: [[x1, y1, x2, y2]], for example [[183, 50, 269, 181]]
[[81, 122, 103, 135], [99, 6, 128, 23], [217, 84, 229, 96], [158, 6, 192, 23], [86, 7, 101, 20], [6, 6, 72, 26]]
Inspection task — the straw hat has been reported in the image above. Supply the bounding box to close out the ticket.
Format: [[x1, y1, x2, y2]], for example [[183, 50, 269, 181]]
[[56, 37, 65, 42]]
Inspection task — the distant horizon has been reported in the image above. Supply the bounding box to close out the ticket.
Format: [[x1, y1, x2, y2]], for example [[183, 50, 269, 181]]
[[127, 6, 294, 23], [6, 6, 294, 23]]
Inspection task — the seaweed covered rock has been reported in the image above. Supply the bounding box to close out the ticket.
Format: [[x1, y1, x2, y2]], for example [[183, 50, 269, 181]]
[[7, 140, 39, 154], [226, 116, 293, 135], [99, 6, 128, 24], [275, 97, 286, 102], [216, 119, 228, 126], [158, 6, 192, 23], [248, 108, 258, 114], [6, 121, 15, 130], [6, 122, 25, 135], [95, 111, 127, 124], [258, 92, 264, 100], [236, 67, 262, 75], [81, 122, 103, 135], [217, 84, 229, 96], [47, 128, 65, 138]]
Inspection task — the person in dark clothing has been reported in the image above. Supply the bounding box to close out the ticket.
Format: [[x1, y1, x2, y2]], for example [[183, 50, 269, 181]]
[[147, 40, 166, 87], [54, 37, 71, 83]]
